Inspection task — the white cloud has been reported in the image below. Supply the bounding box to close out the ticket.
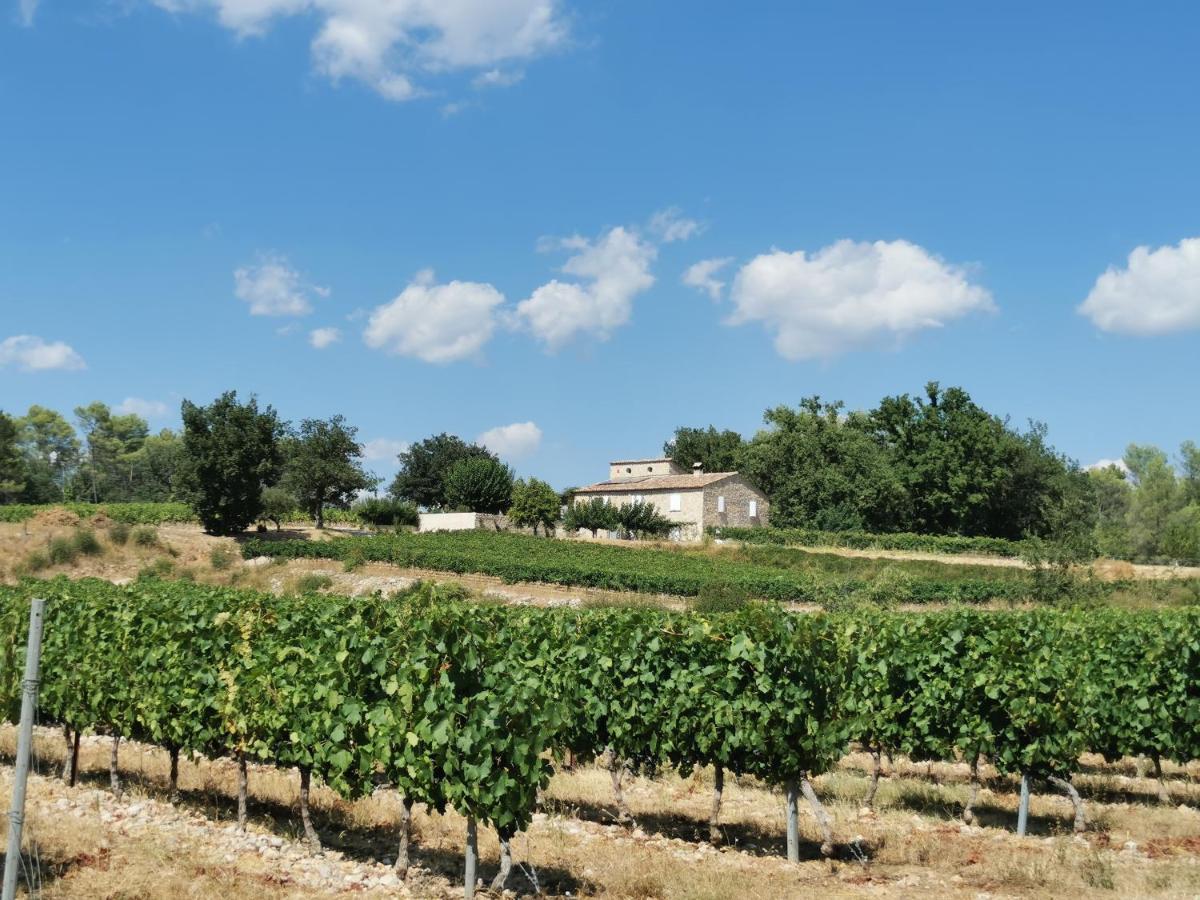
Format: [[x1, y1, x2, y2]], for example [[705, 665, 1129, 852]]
[[309, 326, 341, 348], [152, 0, 565, 102], [472, 68, 524, 88], [0, 335, 86, 372], [116, 397, 170, 419], [682, 256, 733, 301], [17, 0, 38, 26], [363, 269, 504, 363], [1086, 458, 1131, 475], [234, 254, 325, 316], [727, 239, 994, 361], [514, 226, 656, 348], [1078, 237, 1200, 336], [477, 421, 542, 459], [362, 438, 410, 461], [648, 207, 701, 243]]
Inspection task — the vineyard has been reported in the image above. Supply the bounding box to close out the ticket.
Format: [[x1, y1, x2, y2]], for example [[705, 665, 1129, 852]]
[[709, 525, 1028, 558], [2, 576, 1199, 895], [241, 530, 1045, 604]]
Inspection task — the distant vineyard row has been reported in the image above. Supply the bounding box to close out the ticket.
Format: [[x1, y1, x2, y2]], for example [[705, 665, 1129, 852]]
[[2, 578, 1196, 882], [243, 530, 1036, 604], [0, 502, 358, 526], [709, 525, 1029, 558]]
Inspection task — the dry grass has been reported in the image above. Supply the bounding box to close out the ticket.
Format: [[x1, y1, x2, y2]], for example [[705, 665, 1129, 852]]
[[2, 727, 1199, 899]]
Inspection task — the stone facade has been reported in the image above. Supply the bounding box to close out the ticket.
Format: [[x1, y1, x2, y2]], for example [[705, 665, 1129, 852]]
[[572, 461, 770, 542]]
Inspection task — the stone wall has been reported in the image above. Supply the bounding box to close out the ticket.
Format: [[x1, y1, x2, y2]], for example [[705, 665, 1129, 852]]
[[702, 477, 770, 530]]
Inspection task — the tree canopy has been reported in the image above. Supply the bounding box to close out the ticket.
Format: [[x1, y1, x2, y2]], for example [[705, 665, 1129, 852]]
[[281, 415, 378, 528], [443, 456, 514, 515], [389, 434, 498, 510], [179, 392, 286, 535], [664, 426, 745, 474]]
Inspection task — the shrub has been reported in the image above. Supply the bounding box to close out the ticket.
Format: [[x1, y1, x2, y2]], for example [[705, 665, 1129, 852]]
[[71, 528, 103, 556], [851, 565, 914, 607], [690, 581, 751, 614], [108, 522, 131, 546], [209, 546, 237, 570], [443, 457, 514, 514], [295, 573, 333, 593], [47, 537, 78, 566], [137, 558, 175, 580], [132, 526, 159, 548], [259, 486, 296, 531], [16, 550, 50, 575], [354, 497, 419, 530]]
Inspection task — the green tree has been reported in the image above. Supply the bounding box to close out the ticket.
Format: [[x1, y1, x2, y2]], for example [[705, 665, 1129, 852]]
[[508, 477, 561, 535], [443, 456, 514, 514], [178, 392, 286, 535], [1124, 444, 1180, 560], [389, 434, 497, 510], [74, 402, 150, 502], [281, 416, 378, 528], [1179, 441, 1200, 506], [616, 500, 674, 539], [664, 426, 745, 474], [743, 397, 905, 531], [1088, 464, 1133, 558], [17, 405, 80, 502], [259, 485, 296, 531], [0, 412, 25, 503], [130, 429, 185, 501], [563, 497, 618, 537]]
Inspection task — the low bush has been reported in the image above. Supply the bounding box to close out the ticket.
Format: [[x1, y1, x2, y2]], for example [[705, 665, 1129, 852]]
[[108, 522, 131, 546], [71, 528, 103, 556], [47, 537, 78, 566], [209, 546, 237, 570], [295, 573, 333, 592], [353, 497, 419, 530], [132, 526, 159, 548], [710, 525, 1031, 558], [137, 558, 174, 579], [690, 581, 751, 614]]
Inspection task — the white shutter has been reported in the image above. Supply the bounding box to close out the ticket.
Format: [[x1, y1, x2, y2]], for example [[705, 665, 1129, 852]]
[[670, 493, 682, 512], [717, 495, 725, 513], [749, 500, 758, 518]]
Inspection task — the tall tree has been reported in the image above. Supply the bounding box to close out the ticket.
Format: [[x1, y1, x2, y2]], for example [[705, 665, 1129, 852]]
[[743, 397, 905, 531], [443, 456, 514, 514], [1124, 444, 1181, 560], [281, 416, 378, 528], [0, 412, 25, 503], [74, 402, 150, 502], [664, 426, 745, 474], [1088, 464, 1133, 558], [178, 392, 286, 535], [17, 405, 81, 501], [130, 429, 185, 501], [389, 434, 497, 510]]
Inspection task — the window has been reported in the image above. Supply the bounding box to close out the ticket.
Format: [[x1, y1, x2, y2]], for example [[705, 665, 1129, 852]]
[[669, 493, 681, 512], [625, 467, 632, 473], [717, 495, 725, 513], [648, 466, 654, 472], [749, 500, 758, 518]]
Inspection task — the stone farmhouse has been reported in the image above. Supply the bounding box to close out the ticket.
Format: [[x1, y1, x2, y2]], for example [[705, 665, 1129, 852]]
[[571, 457, 769, 541]]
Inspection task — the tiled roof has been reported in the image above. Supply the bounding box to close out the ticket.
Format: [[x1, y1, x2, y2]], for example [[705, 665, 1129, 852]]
[[574, 472, 739, 493], [608, 457, 676, 465]]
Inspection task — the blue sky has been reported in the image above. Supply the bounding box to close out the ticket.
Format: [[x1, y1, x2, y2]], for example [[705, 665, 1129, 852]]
[[2, 1, 1199, 489]]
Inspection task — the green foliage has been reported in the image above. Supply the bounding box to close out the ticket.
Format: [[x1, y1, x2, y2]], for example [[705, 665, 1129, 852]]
[[0, 410, 25, 503], [688, 581, 750, 613], [710, 524, 1027, 557], [108, 522, 131, 546], [388, 433, 497, 510], [178, 391, 285, 535], [241, 530, 1034, 604], [744, 397, 904, 531], [137, 558, 175, 579], [295, 573, 333, 592], [281, 415, 378, 528], [353, 496, 419, 530], [71, 528, 103, 556], [615, 501, 674, 539], [443, 456, 514, 514], [47, 536, 78, 565], [663, 426, 745, 474], [563, 497, 619, 537], [209, 546, 237, 570], [132, 526, 159, 547], [258, 486, 296, 531], [507, 477, 561, 535]]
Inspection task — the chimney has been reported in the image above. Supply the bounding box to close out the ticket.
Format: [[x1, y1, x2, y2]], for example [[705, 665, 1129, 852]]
[[692, 462, 703, 476]]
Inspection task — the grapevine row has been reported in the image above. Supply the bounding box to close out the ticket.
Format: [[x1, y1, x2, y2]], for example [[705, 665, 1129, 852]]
[[2, 577, 1197, 891]]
